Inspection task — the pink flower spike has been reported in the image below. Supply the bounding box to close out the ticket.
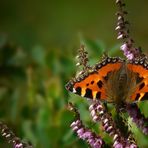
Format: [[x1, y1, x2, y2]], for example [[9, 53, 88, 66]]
[[120, 43, 128, 51]]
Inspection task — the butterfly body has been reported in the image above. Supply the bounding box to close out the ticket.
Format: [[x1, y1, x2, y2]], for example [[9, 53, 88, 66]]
[[66, 56, 148, 106], [104, 62, 137, 105]]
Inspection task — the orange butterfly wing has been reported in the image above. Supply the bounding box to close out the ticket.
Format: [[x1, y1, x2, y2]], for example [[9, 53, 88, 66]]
[[66, 57, 123, 101], [127, 60, 148, 101]]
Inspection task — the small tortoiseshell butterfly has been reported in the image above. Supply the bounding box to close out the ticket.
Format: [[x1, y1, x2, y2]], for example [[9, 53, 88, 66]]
[[66, 56, 148, 106]]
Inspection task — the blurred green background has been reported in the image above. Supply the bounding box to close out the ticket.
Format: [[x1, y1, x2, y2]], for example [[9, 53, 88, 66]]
[[0, 0, 148, 147]]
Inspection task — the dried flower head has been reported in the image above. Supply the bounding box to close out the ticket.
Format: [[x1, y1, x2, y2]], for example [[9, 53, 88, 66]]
[[0, 121, 33, 148], [76, 45, 90, 70]]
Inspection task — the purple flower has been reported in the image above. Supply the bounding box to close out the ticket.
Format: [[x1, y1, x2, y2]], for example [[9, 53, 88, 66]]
[[120, 44, 133, 59], [113, 142, 124, 148], [67, 1, 146, 147], [115, 0, 142, 60], [70, 119, 104, 148], [14, 143, 23, 148], [89, 101, 138, 148], [0, 122, 33, 148], [69, 102, 104, 148], [128, 143, 138, 148]]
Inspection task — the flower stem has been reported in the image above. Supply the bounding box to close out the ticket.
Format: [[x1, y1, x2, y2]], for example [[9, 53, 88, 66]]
[[89, 101, 138, 148], [68, 102, 105, 148], [0, 121, 33, 148], [115, 0, 143, 59]]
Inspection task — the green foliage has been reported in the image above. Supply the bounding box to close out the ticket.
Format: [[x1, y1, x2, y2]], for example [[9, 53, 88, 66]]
[[0, 1, 148, 146], [0, 37, 147, 148]]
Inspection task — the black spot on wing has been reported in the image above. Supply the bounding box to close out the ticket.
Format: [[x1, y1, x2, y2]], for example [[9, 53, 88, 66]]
[[96, 92, 101, 100], [103, 71, 112, 81], [75, 87, 81, 95], [86, 83, 89, 86], [135, 93, 140, 101], [136, 76, 144, 84], [139, 82, 145, 90], [104, 76, 108, 81], [91, 81, 94, 85], [84, 88, 93, 99], [97, 80, 103, 89]]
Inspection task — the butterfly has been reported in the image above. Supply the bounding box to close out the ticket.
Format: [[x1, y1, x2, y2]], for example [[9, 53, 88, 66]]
[[65, 56, 148, 106]]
